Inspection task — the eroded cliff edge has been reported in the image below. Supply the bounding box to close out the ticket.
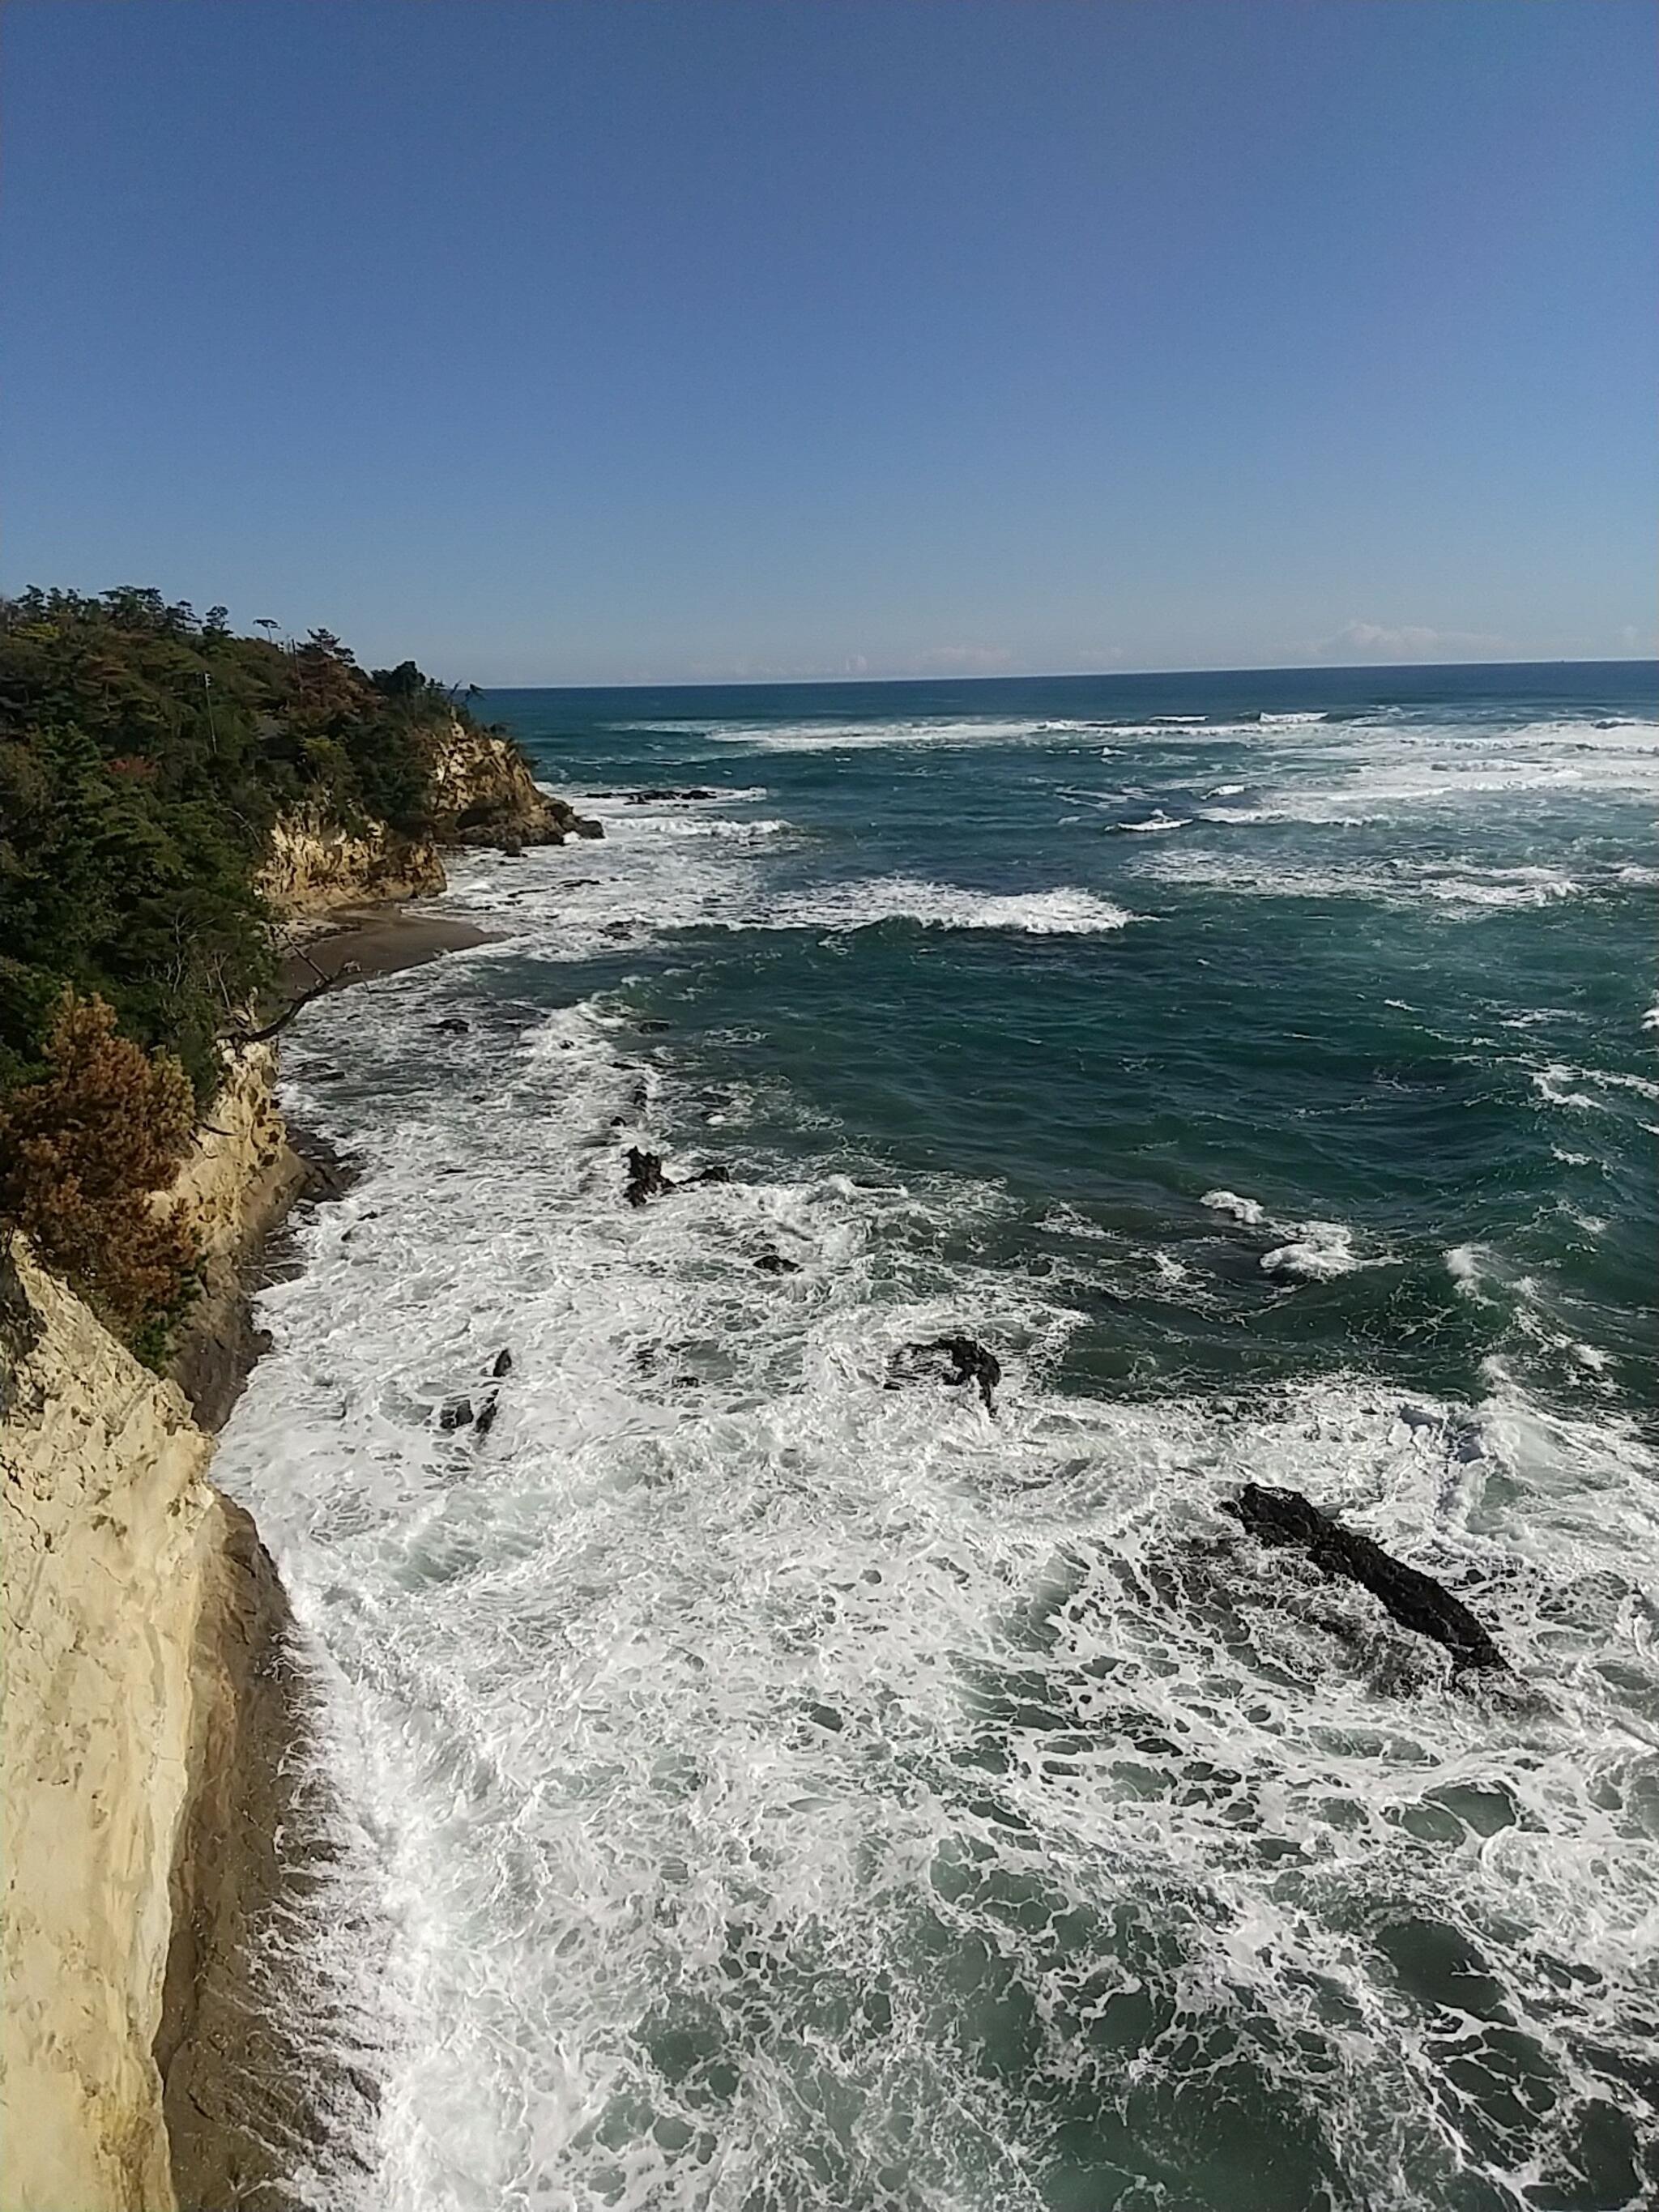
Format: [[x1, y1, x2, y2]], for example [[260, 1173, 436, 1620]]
[[1, 695, 592, 2208], [0, 1034, 327, 2212], [1, 1240, 224, 2212]]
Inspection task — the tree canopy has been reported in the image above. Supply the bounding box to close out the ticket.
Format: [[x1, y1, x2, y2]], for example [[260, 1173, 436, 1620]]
[[0, 586, 483, 1096]]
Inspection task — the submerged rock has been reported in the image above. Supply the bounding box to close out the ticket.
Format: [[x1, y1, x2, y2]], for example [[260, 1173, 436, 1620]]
[[1221, 1483, 1506, 1673], [472, 1394, 500, 1441], [755, 1250, 802, 1275], [889, 1334, 1002, 1413], [490, 1347, 513, 1379], [437, 1396, 474, 1432], [625, 1147, 670, 1206]]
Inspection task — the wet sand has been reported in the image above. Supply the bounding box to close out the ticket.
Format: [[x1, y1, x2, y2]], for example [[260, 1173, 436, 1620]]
[[279, 904, 497, 996]]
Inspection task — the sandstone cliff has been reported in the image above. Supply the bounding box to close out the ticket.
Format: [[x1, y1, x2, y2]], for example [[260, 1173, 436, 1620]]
[[162, 1044, 309, 1431], [2, 1051, 327, 2212], [2, 1239, 220, 2212], [255, 808, 445, 918], [256, 718, 599, 920], [420, 714, 601, 849]]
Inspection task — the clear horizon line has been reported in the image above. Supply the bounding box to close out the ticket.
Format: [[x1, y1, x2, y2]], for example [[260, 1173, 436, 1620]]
[[473, 654, 1659, 693]]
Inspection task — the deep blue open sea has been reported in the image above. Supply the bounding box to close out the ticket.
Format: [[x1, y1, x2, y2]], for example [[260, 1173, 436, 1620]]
[[218, 663, 1659, 2211]]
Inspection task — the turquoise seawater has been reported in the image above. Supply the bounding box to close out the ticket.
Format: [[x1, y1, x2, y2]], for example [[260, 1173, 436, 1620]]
[[219, 664, 1658, 2211]]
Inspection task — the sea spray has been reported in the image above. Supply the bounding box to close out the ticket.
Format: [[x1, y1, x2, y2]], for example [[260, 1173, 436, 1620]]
[[217, 665, 1659, 2210]]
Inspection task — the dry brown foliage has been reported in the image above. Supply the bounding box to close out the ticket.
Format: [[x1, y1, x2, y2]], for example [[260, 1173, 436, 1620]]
[[0, 991, 199, 1347]]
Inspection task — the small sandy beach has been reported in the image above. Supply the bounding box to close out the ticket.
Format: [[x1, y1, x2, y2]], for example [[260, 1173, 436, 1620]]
[[279, 905, 497, 996]]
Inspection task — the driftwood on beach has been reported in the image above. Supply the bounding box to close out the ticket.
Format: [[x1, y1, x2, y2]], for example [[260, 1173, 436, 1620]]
[[1222, 1482, 1506, 1672]]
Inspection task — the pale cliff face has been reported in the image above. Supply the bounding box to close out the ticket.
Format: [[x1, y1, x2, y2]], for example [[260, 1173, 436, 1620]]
[[2, 1241, 217, 2212], [255, 809, 445, 917], [255, 718, 598, 918], [160, 1043, 311, 1433], [162, 1044, 295, 1269], [420, 714, 601, 846]]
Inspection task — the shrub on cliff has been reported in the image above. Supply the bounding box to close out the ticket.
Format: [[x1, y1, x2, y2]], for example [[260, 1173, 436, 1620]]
[[0, 991, 199, 1357]]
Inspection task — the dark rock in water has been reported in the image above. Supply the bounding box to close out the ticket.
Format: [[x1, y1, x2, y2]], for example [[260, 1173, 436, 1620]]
[[891, 1333, 1002, 1413], [625, 1146, 671, 1206], [472, 1393, 500, 1440], [1221, 1483, 1507, 1673], [432, 1016, 470, 1035], [755, 1250, 802, 1275], [624, 1145, 730, 1205], [624, 787, 719, 804], [638, 1019, 672, 1034], [438, 1396, 474, 1432], [491, 1347, 514, 1378]]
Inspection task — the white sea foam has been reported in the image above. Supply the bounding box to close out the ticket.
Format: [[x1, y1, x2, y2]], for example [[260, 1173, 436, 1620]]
[[1111, 809, 1191, 834], [1446, 1242, 1495, 1298], [626, 813, 791, 838], [1203, 1189, 1387, 1282], [1531, 1060, 1659, 1113], [207, 953, 1659, 2211], [1202, 1190, 1382, 1281], [699, 715, 1107, 753], [201, 697, 1659, 2208], [1134, 850, 1592, 912], [770, 876, 1142, 935], [214, 991, 1659, 2212], [1260, 1221, 1367, 1281], [1201, 1187, 1267, 1226], [1222, 714, 1659, 824]]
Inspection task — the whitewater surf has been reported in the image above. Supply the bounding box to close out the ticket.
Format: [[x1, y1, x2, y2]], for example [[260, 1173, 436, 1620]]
[[217, 662, 1659, 2212]]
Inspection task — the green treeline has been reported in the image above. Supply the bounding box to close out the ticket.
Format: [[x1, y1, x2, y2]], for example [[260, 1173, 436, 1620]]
[[0, 585, 486, 1098], [0, 587, 522, 1354]]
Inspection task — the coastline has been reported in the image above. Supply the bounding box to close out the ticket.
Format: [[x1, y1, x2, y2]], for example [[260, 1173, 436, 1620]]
[[279, 902, 497, 995], [156, 898, 494, 2209]]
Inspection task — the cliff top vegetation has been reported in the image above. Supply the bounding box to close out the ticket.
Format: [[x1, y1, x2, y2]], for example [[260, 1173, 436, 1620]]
[[0, 586, 540, 1353], [0, 586, 497, 1098]]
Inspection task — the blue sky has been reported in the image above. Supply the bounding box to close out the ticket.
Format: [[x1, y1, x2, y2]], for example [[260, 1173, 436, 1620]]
[[3, 0, 1653, 684]]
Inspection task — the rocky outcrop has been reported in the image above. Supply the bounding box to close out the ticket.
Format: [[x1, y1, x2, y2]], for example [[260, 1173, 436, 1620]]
[[257, 722, 599, 920], [163, 1045, 310, 1431], [2, 1239, 220, 2212], [420, 715, 601, 848], [888, 1335, 1003, 1413], [1222, 1483, 1507, 1672], [257, 808, 444, 918]]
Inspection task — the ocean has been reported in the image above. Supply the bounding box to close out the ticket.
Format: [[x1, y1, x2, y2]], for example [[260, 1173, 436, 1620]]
[[215, 663, 1659, 2211]]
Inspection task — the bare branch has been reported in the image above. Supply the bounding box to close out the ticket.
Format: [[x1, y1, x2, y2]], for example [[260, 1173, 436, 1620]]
[[227, 965, 359, 1046]]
